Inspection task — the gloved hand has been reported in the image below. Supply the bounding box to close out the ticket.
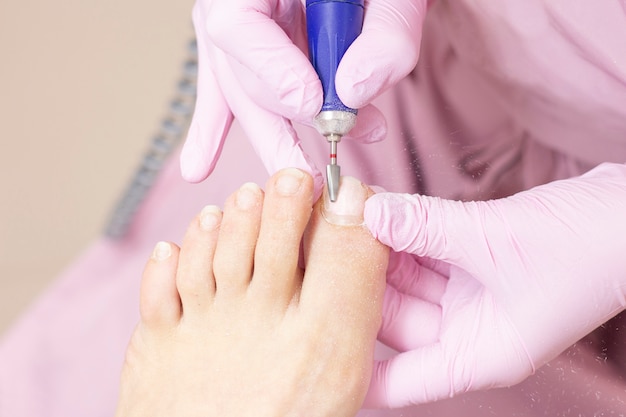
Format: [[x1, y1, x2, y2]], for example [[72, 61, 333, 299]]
[[181, 0, 429, 191], [363, 162, 626, 409]]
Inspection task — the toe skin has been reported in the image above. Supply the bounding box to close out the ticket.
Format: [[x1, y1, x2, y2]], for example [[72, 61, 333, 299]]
[[250, 168, 315, 307], [297, 181, 389, 413], [301, 178, 389, 331], [213, 183, 264, 296], [176, 205, 223, 316], [140, 241, 182, 328]]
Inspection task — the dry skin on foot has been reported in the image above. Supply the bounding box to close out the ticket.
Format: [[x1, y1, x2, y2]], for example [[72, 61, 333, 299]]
[[115, 169, 389, 417]]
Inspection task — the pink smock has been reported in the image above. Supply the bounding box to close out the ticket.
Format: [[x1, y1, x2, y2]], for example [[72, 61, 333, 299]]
[[2, 1, 626, 415]]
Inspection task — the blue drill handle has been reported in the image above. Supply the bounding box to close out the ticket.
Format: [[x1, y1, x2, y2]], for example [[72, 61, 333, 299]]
[[306, 0, 364, 114]]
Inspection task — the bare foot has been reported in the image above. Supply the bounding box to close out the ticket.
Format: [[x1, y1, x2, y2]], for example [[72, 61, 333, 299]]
[[114, 169, 389, 417]]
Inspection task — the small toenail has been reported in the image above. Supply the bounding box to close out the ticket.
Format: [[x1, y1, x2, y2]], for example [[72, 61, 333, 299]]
[[236, 183, 262, 210], [275, 168, 305, 195], [152, 241, 172, 261], [321, 176, 368, 225], [200, 205, 222, 231]]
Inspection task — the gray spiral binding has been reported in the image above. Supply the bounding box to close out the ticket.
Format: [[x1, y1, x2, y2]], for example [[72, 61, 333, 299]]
[[104, 40, 198, 239]]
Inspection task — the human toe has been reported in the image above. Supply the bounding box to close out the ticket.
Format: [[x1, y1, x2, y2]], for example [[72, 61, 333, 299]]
[[140, 241, 182, 328], [212, 182, 264, 296], [302, 177, 389, 325], [249, 168, 314, 307], [176, 205, 223, 316]]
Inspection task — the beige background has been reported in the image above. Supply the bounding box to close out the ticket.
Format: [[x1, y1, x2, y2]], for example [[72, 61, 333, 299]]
[[0, 0, 195, 333]]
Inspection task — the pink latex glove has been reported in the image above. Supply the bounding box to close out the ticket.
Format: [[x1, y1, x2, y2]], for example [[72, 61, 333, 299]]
[[364, 162, 626, 409], [181, 0, 428, 190]]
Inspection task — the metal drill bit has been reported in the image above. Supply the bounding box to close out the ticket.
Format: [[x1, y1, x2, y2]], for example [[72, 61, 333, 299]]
[[326, 138, 340, 202], [313, 111, 354, 202]]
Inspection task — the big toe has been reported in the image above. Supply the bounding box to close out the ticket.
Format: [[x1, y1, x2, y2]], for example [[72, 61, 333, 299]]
[[302, 177, 389, 328]]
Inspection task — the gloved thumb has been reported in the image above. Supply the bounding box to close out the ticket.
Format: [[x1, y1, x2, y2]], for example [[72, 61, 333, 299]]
[[364, 192, 484, 267]]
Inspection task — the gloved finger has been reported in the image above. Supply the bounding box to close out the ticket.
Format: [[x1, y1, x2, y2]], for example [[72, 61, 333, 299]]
[[342, 104, 387, 144], [378, 285, 441, 352], [386, 251, 447, 303], [365, 346, 450, 408], [181, 3, 237, 182], [203, 0, 322, 120], [180, 32, 233, 182], [364, 192, 485, 272], [417, 255, 451, 278], [212, 45, 325, 195], [366, 320, 532, 410], [335, 0, 428, 109]]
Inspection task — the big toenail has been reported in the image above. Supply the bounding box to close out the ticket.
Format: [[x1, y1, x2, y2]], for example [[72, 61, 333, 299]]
[[275, 168, 304, 195], [152, 241, 172, 261], [321, 176, 368, 225], [236, 183, 262, 210], [200, 205, 222, 231]]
